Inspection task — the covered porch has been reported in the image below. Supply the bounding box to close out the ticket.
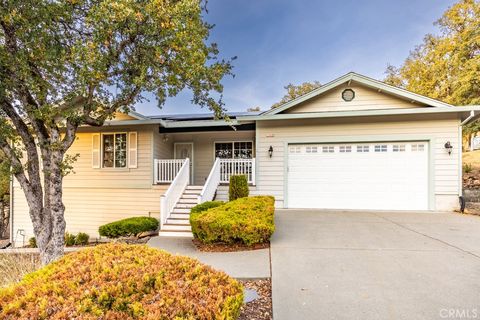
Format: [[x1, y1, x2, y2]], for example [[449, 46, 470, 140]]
[[152, 129, 256, 186]]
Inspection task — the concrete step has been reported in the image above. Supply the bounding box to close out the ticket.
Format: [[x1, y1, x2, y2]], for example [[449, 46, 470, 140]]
[[182, 194, 199, 199], [175, 203, 197, 209], [166, 218, 189, 225], [170, 213, 190, 219], [171, 208, 191, 214], [186, 185, 203, 190], [177, 198, 198, 204], [162, 224, 192, 232], [158, 230, 193, 238]]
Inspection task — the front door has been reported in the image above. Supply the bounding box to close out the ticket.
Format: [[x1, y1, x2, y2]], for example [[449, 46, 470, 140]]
[[174, 143, 194, 184]]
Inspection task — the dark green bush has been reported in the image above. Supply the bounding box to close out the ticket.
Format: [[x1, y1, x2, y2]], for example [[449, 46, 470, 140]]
[[28, 237, 36, 248], [76, 232, 90, 245], [64, 232, 76, 247], [99, 217, 159, 238], [190, 196, 275, 245], [229, 175, 249, 201], [191, 201, 224, 214], [0, 243, 244, 319]]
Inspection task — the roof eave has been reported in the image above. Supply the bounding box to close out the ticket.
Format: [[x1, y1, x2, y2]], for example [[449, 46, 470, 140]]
[[238, 106, 480, 122]]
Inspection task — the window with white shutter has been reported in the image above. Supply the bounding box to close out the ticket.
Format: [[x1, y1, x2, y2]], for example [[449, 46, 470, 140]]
[[128, 132, 138, 168], [92, 134, 100, 168]]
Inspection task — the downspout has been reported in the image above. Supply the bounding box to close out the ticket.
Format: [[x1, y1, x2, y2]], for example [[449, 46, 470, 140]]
[[458, 111, 476, 200]]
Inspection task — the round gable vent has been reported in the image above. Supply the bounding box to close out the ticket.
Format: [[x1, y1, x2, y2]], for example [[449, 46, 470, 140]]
[[342, 89, 355, 102]]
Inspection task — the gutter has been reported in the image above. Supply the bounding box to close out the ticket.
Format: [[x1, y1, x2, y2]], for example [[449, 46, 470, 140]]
[[460, 110, 475, 126]]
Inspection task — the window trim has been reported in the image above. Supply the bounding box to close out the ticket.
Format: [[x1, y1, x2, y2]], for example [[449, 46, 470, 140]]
[[101, 132, 128, 169], [213, 140, 254, 159]]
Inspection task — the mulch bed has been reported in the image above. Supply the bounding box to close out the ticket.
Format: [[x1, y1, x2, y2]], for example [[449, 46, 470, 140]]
[[238, 279, 272, 320], [192, 239, 269, 252]]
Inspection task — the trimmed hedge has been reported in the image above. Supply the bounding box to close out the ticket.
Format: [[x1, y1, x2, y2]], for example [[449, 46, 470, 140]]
[[191, 201, 224, 214], [190, 196, 275, 245], [229, 175, 249, 201], [99, 217, 159, 238], [0, 243, 244, 319]]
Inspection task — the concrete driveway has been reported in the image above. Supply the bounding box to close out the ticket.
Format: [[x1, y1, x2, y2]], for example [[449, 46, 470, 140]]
[[271, 210, 480, 320]]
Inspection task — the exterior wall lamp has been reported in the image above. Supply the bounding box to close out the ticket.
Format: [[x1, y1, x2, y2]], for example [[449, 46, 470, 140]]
[[444, 141, 453, 155], [268, 146, 273, 158]]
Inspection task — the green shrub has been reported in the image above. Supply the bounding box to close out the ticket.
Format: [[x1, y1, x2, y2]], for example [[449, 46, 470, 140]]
[[191, 201, 224, 214], [64, 232, 76, 247], [229, 175, 249, 201], [190, 196, 275, 245], [0, 243, 244, 319], [28, 237, 36, 248], [76, 232, 89, 245], [99, 217, 159, 238], [464, 163, 473, 174]]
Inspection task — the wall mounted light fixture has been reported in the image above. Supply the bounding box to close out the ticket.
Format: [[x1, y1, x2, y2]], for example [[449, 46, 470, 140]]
[[268, 146, 273, 158], [162, 134, 169, 143], [444, 141, 453, 155]]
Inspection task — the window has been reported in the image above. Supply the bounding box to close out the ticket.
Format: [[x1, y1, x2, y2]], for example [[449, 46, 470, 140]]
[[374, 144, 388, 152], [306, 146, 318, 153], [289, 146, 302, 154], [215, 141, 253, 159], [102, 133, 127, 168], [322, 146, 335, 153], [339, 146, 352, 153], [357, 145, 369, 153], [411, 144, 425, 152], [393, 144, 406, 152]]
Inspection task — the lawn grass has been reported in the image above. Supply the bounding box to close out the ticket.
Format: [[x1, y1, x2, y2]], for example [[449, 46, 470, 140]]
[[0, 253, 40, 287]]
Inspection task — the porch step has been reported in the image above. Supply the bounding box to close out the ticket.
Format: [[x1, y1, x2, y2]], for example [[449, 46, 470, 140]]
[[171, 208, 191, 214], [182, 194, 199, 199], [158, 230, 193, 238], [186, 185, 203, 190], [177, 198, 199, 204], [170, 213, 191, 219], [166, 218, 190, 225], [175, 203, 197, 209], [161, 224, 192, 232]]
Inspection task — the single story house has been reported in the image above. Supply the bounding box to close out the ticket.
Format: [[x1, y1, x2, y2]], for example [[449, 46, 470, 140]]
[[10, 72, 480, 244]]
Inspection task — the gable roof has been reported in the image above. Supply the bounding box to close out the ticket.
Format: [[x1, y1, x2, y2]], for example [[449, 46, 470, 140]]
[[263, 72, 454, 116]]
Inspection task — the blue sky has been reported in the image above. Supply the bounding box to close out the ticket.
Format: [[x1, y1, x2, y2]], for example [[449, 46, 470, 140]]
[[135, 0, 457, 116]]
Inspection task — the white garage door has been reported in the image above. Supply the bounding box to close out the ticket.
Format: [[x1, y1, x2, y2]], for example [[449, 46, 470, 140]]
[[287, 142, 429, 210]]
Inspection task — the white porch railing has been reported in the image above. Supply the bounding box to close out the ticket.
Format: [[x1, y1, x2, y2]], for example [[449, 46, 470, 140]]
[[160, 158, 190, 228], [219, 158, 255, 184], [198, 158, 221, 203], [154, 159, 186, 183]]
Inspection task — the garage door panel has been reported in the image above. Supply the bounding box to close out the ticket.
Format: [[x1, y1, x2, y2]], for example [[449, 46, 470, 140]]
[[287, 142, 429, 210]]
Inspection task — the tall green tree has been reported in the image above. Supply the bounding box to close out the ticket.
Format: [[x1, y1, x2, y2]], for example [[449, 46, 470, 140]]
[[385, 0, 480, 106], [271, 81, 321, 109], [0, 0, 233, 264]]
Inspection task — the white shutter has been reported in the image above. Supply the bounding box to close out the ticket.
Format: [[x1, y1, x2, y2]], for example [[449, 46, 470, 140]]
[[92, 134, 101, 168], [128, 132, 138, 168]]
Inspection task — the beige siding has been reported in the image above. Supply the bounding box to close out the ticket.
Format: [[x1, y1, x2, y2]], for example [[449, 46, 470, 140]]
[[285, 82, 427, 113], [255, 115, 461, 211], [170, 131, 255, 185], [12, 124, 166, 245], [153, 131, 174, 160], [12, 185, 167, 243]]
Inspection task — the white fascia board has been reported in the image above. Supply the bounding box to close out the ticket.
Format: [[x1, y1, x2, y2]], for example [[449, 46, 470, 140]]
[[239, 105, 480, 122]]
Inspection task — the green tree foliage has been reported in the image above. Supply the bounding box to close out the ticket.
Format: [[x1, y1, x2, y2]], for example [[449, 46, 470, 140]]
[[271, 81, 321, 109], [0, 0, 233, 264], [384, 0, 479, 105]]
